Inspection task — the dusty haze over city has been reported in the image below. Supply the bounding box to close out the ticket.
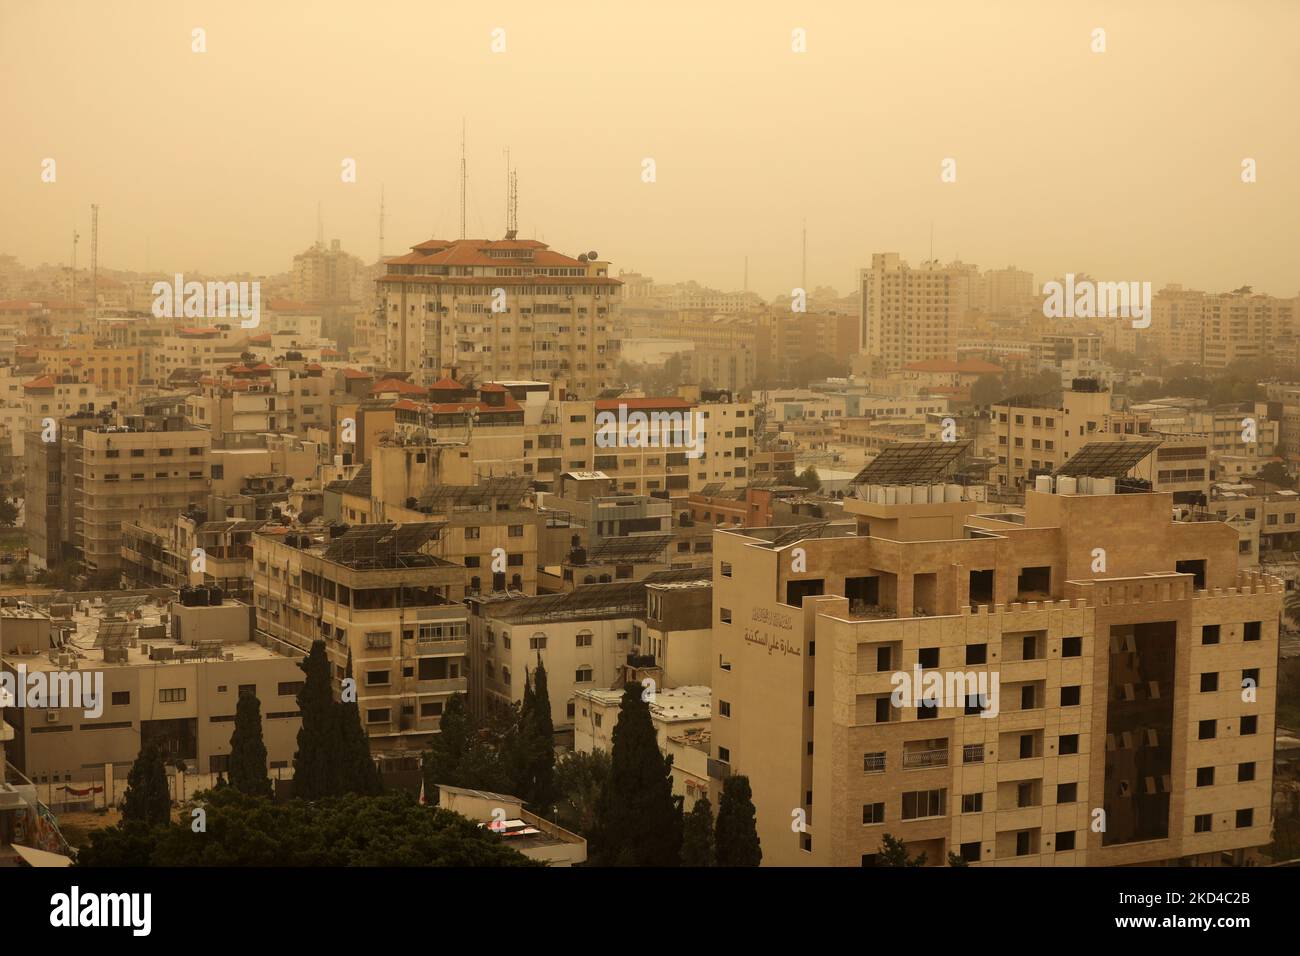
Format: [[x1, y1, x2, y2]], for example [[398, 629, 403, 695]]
[[2, 0, 1298, 296]]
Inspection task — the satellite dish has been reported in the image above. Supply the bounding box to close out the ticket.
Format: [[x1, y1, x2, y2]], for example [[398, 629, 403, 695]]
[[587, 250, 598, 260], [577, 254, 588, 262]]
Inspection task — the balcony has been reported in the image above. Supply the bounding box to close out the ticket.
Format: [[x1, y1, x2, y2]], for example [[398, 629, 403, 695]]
[[902, 748, 949, 770], [416, 677, 467, 695]]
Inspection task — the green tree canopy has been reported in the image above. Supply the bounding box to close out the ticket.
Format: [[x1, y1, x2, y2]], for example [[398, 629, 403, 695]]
[[593, 683, 682, 866], [714, 774, 761, 866], [228, 691, 272, 798], [78, 789, 538, 867], [121, 744, 171, 826]]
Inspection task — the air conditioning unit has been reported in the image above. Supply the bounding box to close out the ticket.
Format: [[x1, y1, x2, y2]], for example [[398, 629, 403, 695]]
[[45, 711, 60, 723]]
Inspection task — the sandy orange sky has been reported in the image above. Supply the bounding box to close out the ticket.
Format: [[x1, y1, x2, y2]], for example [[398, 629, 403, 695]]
[[2, 0, 1297, 298]]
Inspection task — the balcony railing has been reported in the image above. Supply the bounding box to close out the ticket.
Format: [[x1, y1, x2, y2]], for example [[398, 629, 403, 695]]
[[901, 748, 949, 770], [962, 743, 985, 764]]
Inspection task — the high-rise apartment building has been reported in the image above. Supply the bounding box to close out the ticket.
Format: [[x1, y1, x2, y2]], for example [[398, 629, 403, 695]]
[[859, 254, 974, 371], [376, 238, 621, 396], [710, 456, 1279, 866]]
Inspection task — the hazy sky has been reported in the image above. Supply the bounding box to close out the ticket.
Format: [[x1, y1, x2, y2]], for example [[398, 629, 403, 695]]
[[2, 1, 1298, 299]]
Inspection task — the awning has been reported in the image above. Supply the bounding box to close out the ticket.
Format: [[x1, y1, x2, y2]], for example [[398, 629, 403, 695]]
[[11, 843, 73, 867]]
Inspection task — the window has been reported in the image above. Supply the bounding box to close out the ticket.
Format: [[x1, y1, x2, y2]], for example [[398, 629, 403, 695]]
[[1057, 782, 1077, 804], [1201, 624, 1220, 645], [960, 842, 980, 863], [1238, 762, 1256, 782], [718, 746, 730, 763], [1200, 672, 1218, 692], [720, 561, 733, 577], [365, 631, 392, 649], [1236, 808, 1254, 829], [1198, 719, 1216, 740], [719, 700, 732, 718], [965, 643, 987, 665], [1244, 621, 1261, 641], [901, 788, 946, 820], [366, 708, 391, 724], [575, 666, 593, 683], [862, 802, 885, 824], [530, 633, 547, 650], [961, 793, 982, 813], [509, 525, 523, 537], [575, 631, 593, 648], [1059, 734, 1079, 755], [111, 691, 130, 706], [720, 608, 732, 624], [1196, 766, 1215, 787], [1016, 832, 1031, 856], [864, 752, 885, 773], [1055, 831, 1076, 851], [1060, 686, 1080, 706], [1194, 814, 1212, 833], [464, 527, 481, 539], [1241, 715, 1258, 735], [1062, 636, 1082, 657], [874, 697, 891, 723], [918, 647, 939, 668], [159, 688, 186, 703], [366, 670, 390, 686]]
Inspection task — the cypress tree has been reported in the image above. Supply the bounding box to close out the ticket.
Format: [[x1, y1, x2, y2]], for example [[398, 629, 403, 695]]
[[523, 657, 556, 814], [337, 651, 382, 795], [593, 682, 682, 866], [681, 795, 714, 866], [122, 743, 171, 826], [228, 691, 273, 798], [715, 774, 762, 867], [293, 640, 338, 799]]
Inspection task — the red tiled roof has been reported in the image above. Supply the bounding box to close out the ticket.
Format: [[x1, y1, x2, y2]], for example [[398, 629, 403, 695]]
[[341, 368, 371, 380], [23, 375, 55, 389], [267, 299, 315, 312], [386, 238, 591, 270], [429, 377, 468, 390], [370, 377, 427, 396]]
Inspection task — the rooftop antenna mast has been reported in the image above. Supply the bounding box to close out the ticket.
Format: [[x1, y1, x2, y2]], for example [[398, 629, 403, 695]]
[[90, 204, 99, 321], [459, 118, 467, 239], [801, 220, 807, 291], [71, 229, 79, 307]]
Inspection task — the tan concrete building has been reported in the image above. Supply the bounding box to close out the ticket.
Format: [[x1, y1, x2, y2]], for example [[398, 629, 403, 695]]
[[252, 522, 468, 756], [1, 598, 303, 794], [376, 238, 621, 397], [711, 464, 1280, 867], [859, 254, 977, 371]]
